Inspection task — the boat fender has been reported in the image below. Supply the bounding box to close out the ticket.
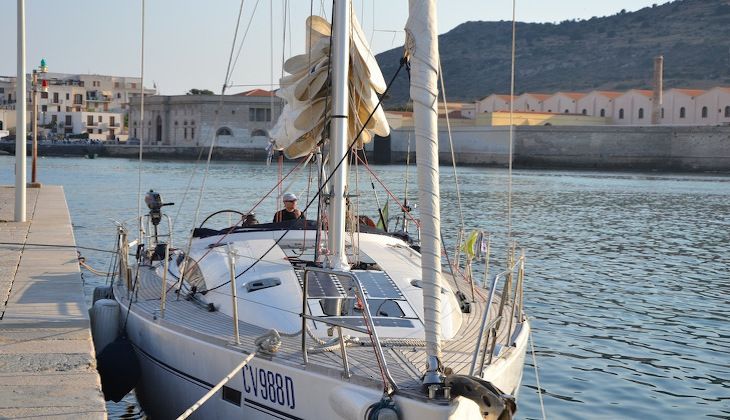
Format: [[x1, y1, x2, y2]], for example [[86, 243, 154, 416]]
[[90, 298, 120, 355], [444, 375, 516, 420], [366, 397, 400, 420], [96, 335, 141, 402], [92, 285, 113, 304]]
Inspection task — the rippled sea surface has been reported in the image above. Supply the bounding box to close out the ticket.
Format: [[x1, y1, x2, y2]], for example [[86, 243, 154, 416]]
[[2, 155, 728, 419]]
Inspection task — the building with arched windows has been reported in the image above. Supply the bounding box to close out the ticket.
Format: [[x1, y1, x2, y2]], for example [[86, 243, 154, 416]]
[[129, 89, 283, 147], [475, 86, 730, 127]]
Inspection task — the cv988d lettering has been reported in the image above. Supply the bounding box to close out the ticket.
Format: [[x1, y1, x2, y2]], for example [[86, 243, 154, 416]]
[[242, 365, 296, 409]]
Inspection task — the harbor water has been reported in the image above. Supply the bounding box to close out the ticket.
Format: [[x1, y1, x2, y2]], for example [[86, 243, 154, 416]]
[[1, 155, 728, 419]]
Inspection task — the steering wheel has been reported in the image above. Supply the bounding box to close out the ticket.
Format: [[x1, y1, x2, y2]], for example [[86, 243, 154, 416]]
[[198, 210, 248, 229]]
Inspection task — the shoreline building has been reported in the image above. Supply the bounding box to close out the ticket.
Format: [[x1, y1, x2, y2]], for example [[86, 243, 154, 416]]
[[475, 86, 730, 126], [0, 73, 155, 141], [128, 89, 283, 147]]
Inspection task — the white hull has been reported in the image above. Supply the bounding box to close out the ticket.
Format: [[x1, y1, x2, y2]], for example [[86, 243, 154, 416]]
[[121, 301, 529, 419]]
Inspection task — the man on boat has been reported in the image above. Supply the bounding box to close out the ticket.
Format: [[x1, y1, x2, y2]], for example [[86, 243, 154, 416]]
[[273, 192, 304, 222]]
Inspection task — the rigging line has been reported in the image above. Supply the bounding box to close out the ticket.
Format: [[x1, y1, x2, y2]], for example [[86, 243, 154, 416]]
[[203, 58, 408, 293], [230, 0, 262, 78], [281, 0, 288, 80], [355, 154, 419, 228], [137, 0, 146, 246], [0, 242, 116, 254], [225, 0, 248, 86], [507, 0, 517, 240], [176, 0, 249, 290], [270, 0, 275, 131], [530, 329, 548, 420], [437, 60, 466, 237]]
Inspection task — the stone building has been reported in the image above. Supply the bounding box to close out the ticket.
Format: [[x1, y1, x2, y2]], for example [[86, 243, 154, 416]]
[[576, 91, 621, 118], [695, 87, 730, 125], [613, 89, 653, 125], [513, 93, 550, 112], [541, 92, 585, 114], [476, 94, 515, 114], [128, 89, 283, 147], [662, 89, 705, 125]]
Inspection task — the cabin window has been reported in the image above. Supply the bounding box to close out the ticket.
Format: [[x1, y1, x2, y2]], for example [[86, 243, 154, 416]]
[[600, 109, 605, 117], [619, 109, 624, 119], [702, 106, 708, 118], [638, 108, 644, 119], [680, 107, 686, 118]]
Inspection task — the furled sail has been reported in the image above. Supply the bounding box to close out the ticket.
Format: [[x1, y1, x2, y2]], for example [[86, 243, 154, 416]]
[[270, 13, 390, 159]]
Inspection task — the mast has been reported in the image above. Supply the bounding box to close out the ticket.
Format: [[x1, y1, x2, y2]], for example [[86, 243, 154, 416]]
[[327, 0, 350, 271], [406, 0, 443, 385]]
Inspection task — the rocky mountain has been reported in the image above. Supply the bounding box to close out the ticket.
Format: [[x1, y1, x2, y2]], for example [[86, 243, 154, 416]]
[[375, 0, 730, 107]]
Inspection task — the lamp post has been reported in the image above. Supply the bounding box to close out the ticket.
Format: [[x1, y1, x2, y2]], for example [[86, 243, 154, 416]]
[[15, 0, 26, 222], [31, 58, 47, 187]]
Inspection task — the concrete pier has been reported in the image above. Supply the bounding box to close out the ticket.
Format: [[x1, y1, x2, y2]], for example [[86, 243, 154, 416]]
[[0, 186, 106, 418]]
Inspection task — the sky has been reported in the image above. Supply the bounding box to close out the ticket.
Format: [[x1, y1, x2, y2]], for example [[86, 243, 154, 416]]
[[1, 0, 671, 95]]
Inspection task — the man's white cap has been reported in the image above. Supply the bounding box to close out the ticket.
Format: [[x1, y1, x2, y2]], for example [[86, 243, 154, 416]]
[[283, 192, 298, 202]]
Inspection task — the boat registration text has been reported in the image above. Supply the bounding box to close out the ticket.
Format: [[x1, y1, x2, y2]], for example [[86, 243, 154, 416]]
[[242, 365, 296, 409]]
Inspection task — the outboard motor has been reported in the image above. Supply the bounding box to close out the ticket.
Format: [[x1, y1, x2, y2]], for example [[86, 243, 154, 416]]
[[144, 189, 174, 246]]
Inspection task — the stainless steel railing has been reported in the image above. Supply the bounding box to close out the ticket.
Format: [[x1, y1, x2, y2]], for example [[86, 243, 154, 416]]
[[300, 266, 398, 393], [469, 250, 526, 376]]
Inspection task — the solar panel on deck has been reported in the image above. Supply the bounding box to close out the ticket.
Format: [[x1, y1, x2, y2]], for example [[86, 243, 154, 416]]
[[300, 270, 346, 298], [353, 270, 403, 299]]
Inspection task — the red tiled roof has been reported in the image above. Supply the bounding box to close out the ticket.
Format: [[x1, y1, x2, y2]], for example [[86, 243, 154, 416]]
[[669, 88, 706, 97], [556, 92, 586, 100], [521, 93, 551, 101], [236, 89, 275, 97], [591, 91, 623, 99]]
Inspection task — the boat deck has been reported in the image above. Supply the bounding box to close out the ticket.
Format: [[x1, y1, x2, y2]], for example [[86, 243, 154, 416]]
[[118, 264, 513, 398]]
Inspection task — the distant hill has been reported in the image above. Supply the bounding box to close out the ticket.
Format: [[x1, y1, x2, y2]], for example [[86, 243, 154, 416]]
[[375, 0, 730, 107]]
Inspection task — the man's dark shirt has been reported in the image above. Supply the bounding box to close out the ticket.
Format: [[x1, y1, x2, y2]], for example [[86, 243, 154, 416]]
[[273, 209, 303, 223]]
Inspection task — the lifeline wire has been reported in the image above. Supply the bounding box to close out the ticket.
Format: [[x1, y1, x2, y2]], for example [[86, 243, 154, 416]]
[[136, 0, 146, 247], [507, 0, 517, 240]]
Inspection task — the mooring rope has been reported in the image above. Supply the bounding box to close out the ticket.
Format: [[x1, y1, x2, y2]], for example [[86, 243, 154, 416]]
[[529, 329, 548, 420]]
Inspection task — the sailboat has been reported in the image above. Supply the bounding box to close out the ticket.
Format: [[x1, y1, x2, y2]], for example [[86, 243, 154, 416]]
[[100, 1, 530, 418]]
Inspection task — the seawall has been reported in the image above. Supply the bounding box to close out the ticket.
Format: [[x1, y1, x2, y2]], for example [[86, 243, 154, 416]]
[[2, 125, 729, 171], [387, 125, 730, 171]]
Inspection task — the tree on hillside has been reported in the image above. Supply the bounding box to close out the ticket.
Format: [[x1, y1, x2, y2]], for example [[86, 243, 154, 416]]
[[186, 88, 214, 95]]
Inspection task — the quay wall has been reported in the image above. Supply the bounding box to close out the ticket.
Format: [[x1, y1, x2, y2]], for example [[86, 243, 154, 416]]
[[388, 125, 730, 171], [2, 125, 729, 171]]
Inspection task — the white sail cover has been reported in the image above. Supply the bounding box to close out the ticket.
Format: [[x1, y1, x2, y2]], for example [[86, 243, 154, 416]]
[[406, 0, 443, 361], [270, 13, 390, 159]]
